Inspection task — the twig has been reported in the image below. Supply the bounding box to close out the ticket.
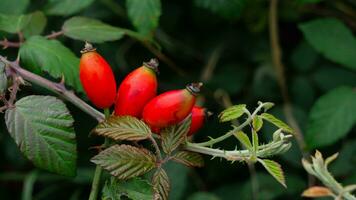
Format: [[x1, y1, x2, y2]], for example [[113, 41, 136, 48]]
[[142, 41, 186, 77], [200, 45, 223, 82], [0, 39, 21, 48], [0, 55, 105, 122], [269, 0, 313, 185], [46, 30, 64, 39]]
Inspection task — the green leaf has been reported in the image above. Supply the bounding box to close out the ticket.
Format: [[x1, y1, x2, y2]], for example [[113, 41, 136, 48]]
[[188, 192, 220, 200], [161, 117, 191, 154], [172, 151, 204, 167], [299, 18, 356, 70], [0, 13, 31, 33], [152, 168, 170, 200], [233, 131, 252, 150], [312, 66, 356, 92], [4, 95, 77, 176], [291, 41, 318, 72], [45, 0, 94, 16], [23, 11, 47, 38], [194, 0, 247, 19], [306, 87, 356, 148], [297, 0, 323, 4], [258, 159, 286, 188], [91, 144, 156, 179], [102, 177, 153, 200], [0, 0, 29, 15], [62, 16, 125, 43], [19, 36, 82, 92], [253, 116, 263, 131], [218, 104, 246, 122], [260, 113, 293, 133], [126, 0, 161, 36], [93, 116, 151, 141]]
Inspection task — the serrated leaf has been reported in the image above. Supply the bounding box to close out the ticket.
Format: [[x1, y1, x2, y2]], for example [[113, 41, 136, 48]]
[[45, 0, 94, 16], [194, 0, 246, 20], [260, 113, 293, 133], [152, 168, 170, 200], [306, 87, 356, 148], [218, 104, 246, 122], [299, 18, 356, 70], [23, 11, 47, 38], [233, 131, 252, 150], [93, 116, 151, 141], [161, 117, 191, 154], [252, 116, 263, 131], [102, 177, 153, 200], [302, 186, 333, 198], [5, 95, 77, 176], [172, 151, 204, 167], [19, 36, 82, 92], [258, 159, 286, 188], [126, 0, 161, 36], [0, 0, 29, 15], [262, 102, 275, 112], [91, 144, 156, 179], [0, 13, 31, 33], [62, 16, 125, 43]]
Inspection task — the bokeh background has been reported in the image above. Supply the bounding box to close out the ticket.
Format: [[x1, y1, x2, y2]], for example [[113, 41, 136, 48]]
[[1, 0, 356, 199]]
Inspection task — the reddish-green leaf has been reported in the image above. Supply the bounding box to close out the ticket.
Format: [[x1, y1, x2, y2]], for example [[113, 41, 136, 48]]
[[93, 116, 151, 141], [152, 168, 170, 200], [91, 144, 156, 179], [161, 117, 191, 154], [172, 151, 204, 167]]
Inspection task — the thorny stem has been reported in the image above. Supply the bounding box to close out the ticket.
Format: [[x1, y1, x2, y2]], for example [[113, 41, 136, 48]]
[[0, 30, 64, 49], [0, 55, 105, 122], [191, 102, 267, 147], [88, 109, 111, 200]]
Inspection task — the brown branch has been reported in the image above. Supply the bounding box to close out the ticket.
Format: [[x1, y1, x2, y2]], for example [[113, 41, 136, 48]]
[[0, 39, 21, 49], [269, 0, 313, 185], [0, 55, 105, 122], [142, 41, 186, 77], [46, 30, 64, 39]]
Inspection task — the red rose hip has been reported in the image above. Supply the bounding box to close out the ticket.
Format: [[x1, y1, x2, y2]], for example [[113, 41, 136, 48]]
[[79, 42, 117, 109], [143, 83, 202, 128], [114, 59, 158, 117], [188, 106, 210, 136]]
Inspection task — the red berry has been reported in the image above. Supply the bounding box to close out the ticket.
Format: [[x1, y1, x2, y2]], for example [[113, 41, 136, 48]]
[[143, 83, 202, 128], [114, 59, 158, 117], [188, 106, 209, 136], [79, 43, 117, 109]]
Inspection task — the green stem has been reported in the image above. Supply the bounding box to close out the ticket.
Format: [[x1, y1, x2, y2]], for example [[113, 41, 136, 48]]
[[22, 171, 38, 200], [192, 103, 266, 147], [88, 109, 111, 200]]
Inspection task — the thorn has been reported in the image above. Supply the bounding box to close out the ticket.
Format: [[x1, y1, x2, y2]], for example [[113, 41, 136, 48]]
[[60, 74, 65, 85]]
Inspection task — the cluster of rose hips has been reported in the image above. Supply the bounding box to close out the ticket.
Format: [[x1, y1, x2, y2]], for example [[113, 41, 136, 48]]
[[79, 42, 208, 136]]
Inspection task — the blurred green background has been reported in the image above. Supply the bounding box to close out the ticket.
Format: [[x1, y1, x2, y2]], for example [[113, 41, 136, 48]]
[[0, 0, 356, 199]]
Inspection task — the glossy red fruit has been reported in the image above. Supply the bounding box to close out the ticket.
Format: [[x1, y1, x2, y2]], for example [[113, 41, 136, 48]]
[[114, 59, 158, 117], [188, 106, 209, 136], [143, 83, 202, 128], [79, 42, 117, 109]]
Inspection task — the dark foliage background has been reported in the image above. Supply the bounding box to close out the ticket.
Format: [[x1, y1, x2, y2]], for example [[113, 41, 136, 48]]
[[0, 0, 355, 199]]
